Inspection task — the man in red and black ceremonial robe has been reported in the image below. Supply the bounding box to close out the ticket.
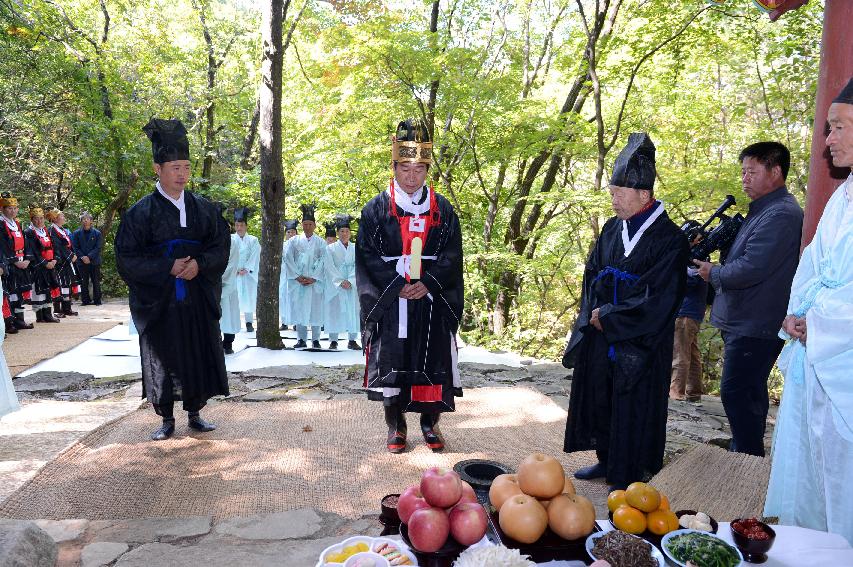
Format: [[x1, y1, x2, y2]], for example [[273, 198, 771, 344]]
[[356, 119, 464, 454], [562, 133, 688, 491], [115, 118, 230, 441]]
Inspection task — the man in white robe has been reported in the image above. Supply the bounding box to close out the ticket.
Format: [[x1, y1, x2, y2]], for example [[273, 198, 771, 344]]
[[234, 208, 260, 332], [765, 78, 853, 545], [284, 204, 326, 349], [323, 214, 360, 350], [220, 221, 242, 354], [279, 219, 298, 331]]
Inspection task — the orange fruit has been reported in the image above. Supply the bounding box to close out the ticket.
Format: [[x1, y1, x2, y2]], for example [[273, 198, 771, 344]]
[[657, 495, 670, 511], [612, 505, 646, 534], [625, 482, 661, 513], [607, 490, 627, 513], [647, 509, 678, 536]]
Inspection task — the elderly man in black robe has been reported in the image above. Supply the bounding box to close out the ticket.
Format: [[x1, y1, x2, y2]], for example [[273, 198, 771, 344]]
[[115, 118, 230, 441], [356, 119, 464, 454], [562, 133, 688, 491]]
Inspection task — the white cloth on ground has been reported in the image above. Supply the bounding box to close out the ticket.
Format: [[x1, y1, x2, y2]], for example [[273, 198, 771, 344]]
[[0, 278, 20, 418]]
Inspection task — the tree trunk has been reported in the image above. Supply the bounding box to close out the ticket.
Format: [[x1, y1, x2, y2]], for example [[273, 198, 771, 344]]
[[256, 0, 285, 349]]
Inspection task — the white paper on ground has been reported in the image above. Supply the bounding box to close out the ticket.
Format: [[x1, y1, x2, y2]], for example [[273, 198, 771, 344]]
[[17, 325, 542, 378]]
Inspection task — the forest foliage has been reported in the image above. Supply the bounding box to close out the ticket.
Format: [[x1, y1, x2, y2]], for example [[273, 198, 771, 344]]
[[0, 0, 823, 389]]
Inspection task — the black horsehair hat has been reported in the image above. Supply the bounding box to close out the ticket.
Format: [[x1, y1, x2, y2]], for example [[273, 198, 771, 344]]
[[610, 132, 656, 191], [142, 118, 190, 164], [234, 207, 250, 223], [833, 78, 853, 105], [334, 214, 353, 229], [300, 203, 316, 222], [323, 221, 337, 238], [284, 219, 299, 231]]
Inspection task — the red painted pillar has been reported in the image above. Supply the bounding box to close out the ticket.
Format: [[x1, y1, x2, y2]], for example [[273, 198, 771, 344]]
[[802, 0, 853, 247]]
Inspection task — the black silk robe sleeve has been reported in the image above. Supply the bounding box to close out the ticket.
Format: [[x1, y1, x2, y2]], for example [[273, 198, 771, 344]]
[[356, 195, 406, 324], [421, 205, 463, 296], [189, 195, 230, 281], [114, 198, 174, 292], [597, 228, 688, 344]]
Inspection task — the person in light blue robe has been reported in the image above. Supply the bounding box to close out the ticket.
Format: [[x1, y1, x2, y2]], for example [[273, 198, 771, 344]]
[[220, 225, 242, 354], [283, 204, 326, 349], [233, 208, 260, 332], [279, 219, 298, 331], [323, 214, 360, 350], [0, 277, 20, 418], [765, 80, 853, 545]]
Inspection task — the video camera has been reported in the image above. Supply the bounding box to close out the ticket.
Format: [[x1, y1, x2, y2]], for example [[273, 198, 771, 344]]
[[680, 195, 744, 265]]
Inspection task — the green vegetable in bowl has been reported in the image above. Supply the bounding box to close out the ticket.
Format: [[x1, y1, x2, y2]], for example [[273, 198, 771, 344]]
[[665, 532, 740, 567]]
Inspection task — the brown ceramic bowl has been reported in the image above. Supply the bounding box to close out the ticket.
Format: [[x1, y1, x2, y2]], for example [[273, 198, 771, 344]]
[[730, 518, 776, 564], [380, 494, 400, 522]]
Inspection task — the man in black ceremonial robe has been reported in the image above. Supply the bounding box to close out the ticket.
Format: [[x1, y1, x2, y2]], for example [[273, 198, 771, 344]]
[[356, 118, 464, 454], [115, 118, 230, 441], [562, 133, 688, 491]]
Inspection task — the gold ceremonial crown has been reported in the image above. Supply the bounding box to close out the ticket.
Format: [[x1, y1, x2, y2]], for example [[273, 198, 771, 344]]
[[29, 205, 44, 218], [46, 208, 61, 222], [0, 192, 18, 207], [391, 137, 433, 165]]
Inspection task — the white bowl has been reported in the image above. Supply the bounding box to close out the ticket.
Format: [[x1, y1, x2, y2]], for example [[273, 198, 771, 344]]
[[317, 536, 418, 567], [661, 529, 743, 567], [318, 536, 374, 566], [344, 552, 390, 567], [585, 530, 666, 567]]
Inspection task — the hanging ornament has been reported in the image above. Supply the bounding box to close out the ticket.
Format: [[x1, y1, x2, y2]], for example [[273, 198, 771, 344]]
[[752, 0, 786, 12]]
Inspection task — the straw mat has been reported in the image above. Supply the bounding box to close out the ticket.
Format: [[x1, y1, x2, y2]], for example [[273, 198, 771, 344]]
[[650, 443, 771, 521], [0, 387, 607, 520]]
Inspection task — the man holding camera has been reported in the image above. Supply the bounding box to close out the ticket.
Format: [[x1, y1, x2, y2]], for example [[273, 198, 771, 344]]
[[693, 142, 803, 457]]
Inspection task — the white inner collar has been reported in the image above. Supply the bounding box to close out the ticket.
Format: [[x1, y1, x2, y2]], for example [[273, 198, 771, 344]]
[[390, 179, 430, 216], [157, 181, 186, 227], [3, 216, 18, 230], [621, 201, 666, 257]]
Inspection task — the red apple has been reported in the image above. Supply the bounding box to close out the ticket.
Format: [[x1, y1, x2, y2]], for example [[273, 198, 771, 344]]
[[398, 485, 431, 524], [420, 467, 463, 508], [457, 481, 479, 505], [408, 507, 450, 552], [449, 502, 488, 546]]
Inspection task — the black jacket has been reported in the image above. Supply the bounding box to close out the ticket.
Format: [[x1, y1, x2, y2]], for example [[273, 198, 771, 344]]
[[709, 186, 803, 339]]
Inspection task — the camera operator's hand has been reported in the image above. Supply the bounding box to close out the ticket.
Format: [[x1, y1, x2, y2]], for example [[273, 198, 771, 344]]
[[590, 308, 603, 332], [783, 314, 807, 343], [692, 259, 713, 282]]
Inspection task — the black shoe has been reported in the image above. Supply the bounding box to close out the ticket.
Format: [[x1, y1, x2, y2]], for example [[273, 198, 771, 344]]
[[329, 341, 338, 350], [347, 340, 361, 350], [151, 421, 175, 441], [188, 415, 217, 432], [609, 482, 629, 492], [4, 319, 18, 335], [41, 310, 60, 323], [93, 301, 103, 305], [294, 339, 307, 349], [246, 323, 254, 332], [420, 413, 445, 452], [279, 324, 288, 331], [13, 317, 33, 330], [81, 301, 93, 306], [224, 346, 234, 355], [53, 311, 66, 318], [312, 340, 321, 349], [384, 404, 407, 454], [574, 462, 607, 480]]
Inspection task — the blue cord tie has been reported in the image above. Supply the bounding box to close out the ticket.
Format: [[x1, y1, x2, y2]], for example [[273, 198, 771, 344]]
[[592, 266, 640, 361], [163, 239, 201, 302]]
